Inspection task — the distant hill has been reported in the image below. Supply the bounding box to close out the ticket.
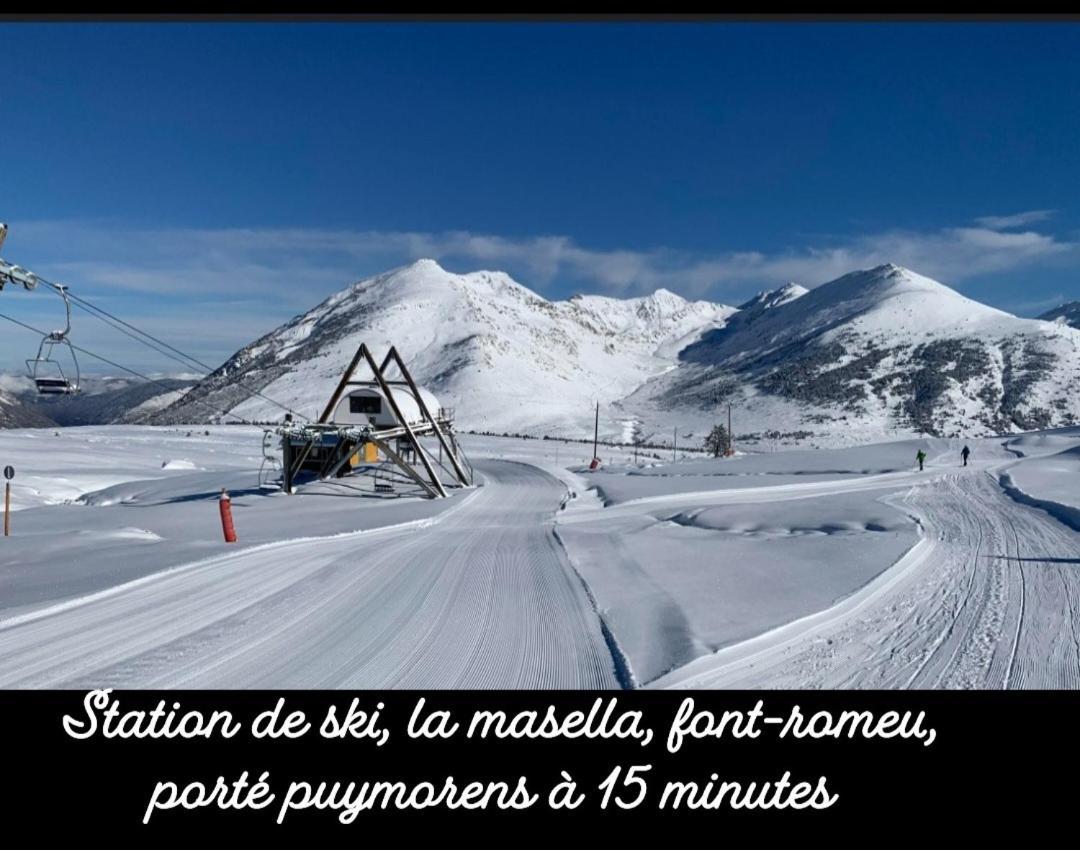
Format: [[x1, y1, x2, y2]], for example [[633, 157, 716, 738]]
[[0, 388, 57, 429], [5, 376, 195, 427], [1038, 301, 1080, 330]]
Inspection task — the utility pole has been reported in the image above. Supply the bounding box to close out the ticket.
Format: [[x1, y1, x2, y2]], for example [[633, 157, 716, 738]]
[[593, 401, 599, 462]]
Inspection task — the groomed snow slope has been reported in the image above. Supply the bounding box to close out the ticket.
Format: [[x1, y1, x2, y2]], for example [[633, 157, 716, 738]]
[[648, 440, 1080, 689], [0, 426, 1077, 689], [0, 453, 619, 688]]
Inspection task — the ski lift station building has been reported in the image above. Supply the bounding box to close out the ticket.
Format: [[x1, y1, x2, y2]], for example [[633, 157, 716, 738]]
[[329, 383, 444, 429], [278, 342, 471, 499]]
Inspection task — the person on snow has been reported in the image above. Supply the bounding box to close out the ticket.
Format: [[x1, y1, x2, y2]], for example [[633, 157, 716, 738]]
[[961, 445, 971, 467], [915, 449, 927, 471]]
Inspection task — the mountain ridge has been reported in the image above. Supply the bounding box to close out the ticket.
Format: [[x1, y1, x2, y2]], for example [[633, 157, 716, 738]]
[[150, 260, 1080, 446], [1038, 301, 1080, 329]]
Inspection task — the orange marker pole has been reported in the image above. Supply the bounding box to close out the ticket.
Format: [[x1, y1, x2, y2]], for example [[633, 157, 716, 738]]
[[219, 488, 237, 543]]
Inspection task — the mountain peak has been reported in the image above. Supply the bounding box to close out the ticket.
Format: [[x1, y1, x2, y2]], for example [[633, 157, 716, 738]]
[[820, 263, 962, 301], [402, 257, 446, 273], [149, 257, 1080, 443]]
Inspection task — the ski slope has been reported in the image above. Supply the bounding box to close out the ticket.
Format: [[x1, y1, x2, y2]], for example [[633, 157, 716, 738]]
[[0, 459, 619, 688], [652, 455, 1080, 689], [0, 426, 1077, 689]]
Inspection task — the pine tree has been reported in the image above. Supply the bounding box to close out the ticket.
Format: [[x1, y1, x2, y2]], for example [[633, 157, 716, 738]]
[[704, 423, 731, 458]]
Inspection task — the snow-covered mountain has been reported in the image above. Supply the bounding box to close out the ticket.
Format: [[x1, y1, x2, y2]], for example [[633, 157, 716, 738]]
[[625, 264, 1080, 443], [0, 388, 57, 429], [736, 281, 809, 315], [153, 260, 1080, 445], [33, 378, 196, 426], [1039, 301, 1080, 329], [1, 374, 196, 427], [151, 259, 736, 436]]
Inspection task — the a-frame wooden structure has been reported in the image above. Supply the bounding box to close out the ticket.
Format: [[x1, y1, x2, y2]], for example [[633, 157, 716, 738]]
[[279, 343, 472, 498]]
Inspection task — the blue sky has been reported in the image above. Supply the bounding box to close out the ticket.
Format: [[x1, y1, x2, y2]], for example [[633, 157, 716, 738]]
[[1, 22, 1078, 374]]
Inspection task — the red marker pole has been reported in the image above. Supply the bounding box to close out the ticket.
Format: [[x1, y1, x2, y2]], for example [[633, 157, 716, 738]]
[[219, 488, 238, 543]]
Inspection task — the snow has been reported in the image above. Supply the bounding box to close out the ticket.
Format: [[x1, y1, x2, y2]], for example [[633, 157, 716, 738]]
[[0, 427, 615, 687], [125, 386, 191, 419], [574, 438, 956, 506], [160, 458, 198, 470], [0, 426, 262, 510], [155, 258, 737, 439], [1038, 301, 1080, 329], [151, 261, 1080, 451], [0, 424, 1077, 689], [999, 427, 1080, 530], [556, 490, 920, 685]]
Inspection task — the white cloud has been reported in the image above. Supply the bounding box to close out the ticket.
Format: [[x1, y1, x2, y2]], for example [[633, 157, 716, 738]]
[[2, 215, 1075, 372], [0, 373, 34, 395], [974, 210, 1055, 230], [9, 216, 1074, 304]]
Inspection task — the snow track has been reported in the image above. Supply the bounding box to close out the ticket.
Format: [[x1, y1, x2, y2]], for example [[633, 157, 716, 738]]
[[0, 461, 619, 689], [655, 467, 1080, 689]]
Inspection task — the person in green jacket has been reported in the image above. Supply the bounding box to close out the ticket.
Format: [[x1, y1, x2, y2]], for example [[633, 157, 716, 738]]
[[915, 449, 927, 471]]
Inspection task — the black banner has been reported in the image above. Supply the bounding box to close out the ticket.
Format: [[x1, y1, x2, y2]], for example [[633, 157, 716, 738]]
[[3, 689, 1075, 834]]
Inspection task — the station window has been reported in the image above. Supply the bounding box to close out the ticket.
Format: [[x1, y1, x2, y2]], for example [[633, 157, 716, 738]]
[[350, 395, 381, 415]]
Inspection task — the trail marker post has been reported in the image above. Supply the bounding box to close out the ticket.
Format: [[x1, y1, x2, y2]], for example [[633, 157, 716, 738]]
[[3, 465, 13, 537], [219, 488, 237, 543]]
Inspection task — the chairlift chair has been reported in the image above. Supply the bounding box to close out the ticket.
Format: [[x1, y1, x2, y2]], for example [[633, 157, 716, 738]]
[[26, 334, 80, 394], [258, 429, 283, 489], [25, 285, 80, 395]]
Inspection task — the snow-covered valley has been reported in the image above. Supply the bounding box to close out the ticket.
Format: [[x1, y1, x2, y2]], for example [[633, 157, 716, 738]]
[[0, 424, 1077, 689]]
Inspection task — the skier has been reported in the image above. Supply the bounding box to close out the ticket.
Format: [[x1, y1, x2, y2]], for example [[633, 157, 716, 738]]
[[915, 449, 927, 471], [961, 445, 970, 466]]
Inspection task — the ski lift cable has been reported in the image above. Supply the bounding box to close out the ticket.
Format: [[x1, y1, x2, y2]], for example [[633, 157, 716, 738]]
[[0, 310, 257, 426], [67, 299, 208, 376], [66, 292, 211, 370], [63, 291, 312, 421], [2, 264, 310, 421], [2, 227, 304, 419]]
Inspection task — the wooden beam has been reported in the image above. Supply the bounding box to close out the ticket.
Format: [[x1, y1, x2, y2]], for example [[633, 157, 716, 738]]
[[388, 346, 472, 487], [369, 438, 438, 498], [318, 343, 369, 423], [287, 437, 319, 491], [323, 440, 365, 481], [360, 345, 448, 497]]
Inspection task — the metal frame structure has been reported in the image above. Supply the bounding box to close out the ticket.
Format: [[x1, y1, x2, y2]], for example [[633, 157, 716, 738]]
[[277, 343, 473, 499], [2, 224, 81, 394]]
